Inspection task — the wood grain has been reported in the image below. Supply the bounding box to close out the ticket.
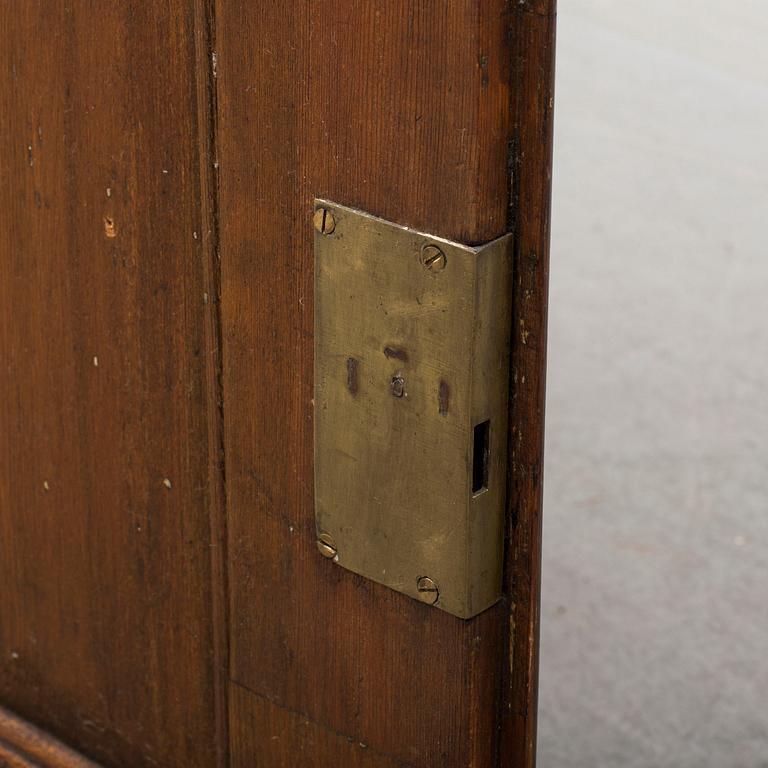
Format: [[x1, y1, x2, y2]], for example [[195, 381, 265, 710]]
[[0, 705, 100, 768], [0, 0, 554, 764], [217, 1, 554, 766], [0, 2, 223, 766], [230, 684, 411, 768], [499, 3, 557, 766]]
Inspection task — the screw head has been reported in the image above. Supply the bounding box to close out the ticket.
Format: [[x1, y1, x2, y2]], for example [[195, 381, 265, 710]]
[[391, 374, 405, 398], [313, 207, 336, 235], [421, 244, 446, 271], [416, 576, 439, 605], [316, 532, 338, 559]]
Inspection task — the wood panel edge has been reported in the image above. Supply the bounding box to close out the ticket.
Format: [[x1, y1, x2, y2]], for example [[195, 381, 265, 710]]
[[498, 2, 557, 767], [0, 706, 101, 768]]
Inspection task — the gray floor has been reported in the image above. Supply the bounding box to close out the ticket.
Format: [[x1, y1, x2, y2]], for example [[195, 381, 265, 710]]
[[539, 3, 768, 766]]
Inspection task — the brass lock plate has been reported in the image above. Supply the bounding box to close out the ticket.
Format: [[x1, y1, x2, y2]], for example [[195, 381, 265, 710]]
[[314, 200, 512, 619]]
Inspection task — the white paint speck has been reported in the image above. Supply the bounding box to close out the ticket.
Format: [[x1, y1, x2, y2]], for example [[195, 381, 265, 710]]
[[93, 356, 99, 367], [43, 480, 50, 491], [106, 187, 112, 198], [163, 478, 172, 489]]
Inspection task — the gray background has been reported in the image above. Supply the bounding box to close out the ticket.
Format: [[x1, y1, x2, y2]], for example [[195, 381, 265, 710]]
[[539, 2, 768, 766]]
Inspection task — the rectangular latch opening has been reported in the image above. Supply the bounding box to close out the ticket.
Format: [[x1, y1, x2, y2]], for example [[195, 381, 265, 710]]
[[472, 420, 490, 495]]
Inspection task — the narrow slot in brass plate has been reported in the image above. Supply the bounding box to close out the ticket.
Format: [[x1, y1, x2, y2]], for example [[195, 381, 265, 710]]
[[314, 200, 512, 619]]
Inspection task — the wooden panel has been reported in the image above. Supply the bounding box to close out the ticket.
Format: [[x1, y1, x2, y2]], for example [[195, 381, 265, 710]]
[[230, 684, 409, 768], [0, 3, 224, 767], [216, 0, 552, 766], [0, 705, 100, 768]]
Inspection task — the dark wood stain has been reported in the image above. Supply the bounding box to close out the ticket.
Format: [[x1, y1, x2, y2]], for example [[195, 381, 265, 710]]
[[0, 2, 225, 767]]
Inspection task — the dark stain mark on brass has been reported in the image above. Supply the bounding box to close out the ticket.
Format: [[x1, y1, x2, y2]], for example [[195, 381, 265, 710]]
[[390, 374, 405, 398], [383, 346, 408, 362], [438, 380, 450, 416], [346, 357, 358, 394]]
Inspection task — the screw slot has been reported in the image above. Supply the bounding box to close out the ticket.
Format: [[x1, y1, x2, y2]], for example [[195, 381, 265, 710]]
[[421, 244, 446, 271], [313, 207, 336, 235], [416, 576, 439, 605], [316, 532, 338, 559]]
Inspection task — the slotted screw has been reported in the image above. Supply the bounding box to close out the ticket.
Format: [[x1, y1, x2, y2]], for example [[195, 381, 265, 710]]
[[316, 532, 338, 559], [313, 207, 336, 235], [421, 244, 446, 271], [416, 576, 439, 605]]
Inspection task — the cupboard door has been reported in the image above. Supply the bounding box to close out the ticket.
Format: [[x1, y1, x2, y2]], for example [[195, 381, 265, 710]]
[[216, 2, 555, 766], [0, 1, 554, 765]]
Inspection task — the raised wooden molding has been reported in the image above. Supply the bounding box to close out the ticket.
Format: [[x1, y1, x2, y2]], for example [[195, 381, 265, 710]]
[[0, 706, 99, 768]]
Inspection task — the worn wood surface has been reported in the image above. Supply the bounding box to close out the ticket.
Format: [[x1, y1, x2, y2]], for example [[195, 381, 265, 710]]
[[216, 1, 554, 767], [0, 705, 100, 768], [0, 2, 224, 767], [499, 4, 557, 766]]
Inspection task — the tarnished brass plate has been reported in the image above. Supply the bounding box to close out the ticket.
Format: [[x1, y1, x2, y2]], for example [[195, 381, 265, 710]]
[[314, 200, 512, 619]]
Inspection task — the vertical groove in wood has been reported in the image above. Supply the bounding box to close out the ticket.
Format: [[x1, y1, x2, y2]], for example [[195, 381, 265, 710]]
[[192, 0, 230, 766], [499, 3, 557, 766]]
